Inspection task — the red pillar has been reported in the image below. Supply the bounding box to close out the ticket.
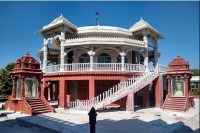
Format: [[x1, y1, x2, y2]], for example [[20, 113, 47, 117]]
[[89, 77, 95, 100], [155, 75, 163, 108], [37, 76, 42, 99], [59, 79, 66, 108], [143, 85, 149, 107], [48, 83, 51, 101], [184, 78, 189, 96], [20, 76, 25, 98], [167, 76, 171, 94], [42, 80, 48, 99], [126, 93, 134, 111], [12, 76, 16, 98]]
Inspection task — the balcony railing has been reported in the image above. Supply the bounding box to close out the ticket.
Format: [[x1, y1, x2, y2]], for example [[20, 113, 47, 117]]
[[45, 63, 145, 73]]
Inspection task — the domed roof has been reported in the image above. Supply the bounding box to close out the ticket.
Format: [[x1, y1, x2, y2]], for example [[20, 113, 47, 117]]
[[11, 52, 43, 75], [129, 18, 164, 39], [16, 52, 39, 64], [36, 14, 77, 34], [167, 56, 190, 72]]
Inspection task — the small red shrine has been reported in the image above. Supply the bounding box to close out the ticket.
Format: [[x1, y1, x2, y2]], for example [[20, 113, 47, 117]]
[[163, 56, 194, 112], [2, 53, 54, 115]]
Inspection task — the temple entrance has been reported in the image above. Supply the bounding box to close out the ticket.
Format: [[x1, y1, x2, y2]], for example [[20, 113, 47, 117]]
[[171, 76, 185, 96], [24, 77, 38, 98]]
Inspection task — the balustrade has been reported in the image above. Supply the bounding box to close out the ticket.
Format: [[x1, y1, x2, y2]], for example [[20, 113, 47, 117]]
[[69, 64, 166, 111], [45, 63, 148, 73]]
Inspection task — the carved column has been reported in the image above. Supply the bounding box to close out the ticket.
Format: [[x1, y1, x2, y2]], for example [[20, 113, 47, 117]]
[[120, 49, 126, 71], [167, 75, 171, 94], [37, 76, 42, 98], [144, 49, 148, 72], [43, 38, 48, 72], [60, 27, 66, 72], [142, 30, 149, 72], [184, 74, 189, 96], [154, 38, 158, 67], [88, 46, 95, 71], [12, 76, 16, 98], [20, 75, 25, 98]]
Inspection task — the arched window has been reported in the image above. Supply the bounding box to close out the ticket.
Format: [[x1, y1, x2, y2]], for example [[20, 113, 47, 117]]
[[117, 55, 128, 63], [79, 54, 90, 63], [98, 53, 111, 63]]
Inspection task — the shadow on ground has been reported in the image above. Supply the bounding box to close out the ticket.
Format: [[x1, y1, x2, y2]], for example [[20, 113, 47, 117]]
[[12, 112, 199, 133]]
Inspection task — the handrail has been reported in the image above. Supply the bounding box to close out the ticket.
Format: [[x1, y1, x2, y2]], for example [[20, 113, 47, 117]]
[[45, 63, 147, 73], [41, 95, 55, 112], [69, 64, 160, 110], [162, 94, 169, 108], [22, 97, 33, 115]]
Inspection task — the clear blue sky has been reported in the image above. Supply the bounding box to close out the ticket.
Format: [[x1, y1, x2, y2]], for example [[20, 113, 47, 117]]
[[0, 1, 199, 69]]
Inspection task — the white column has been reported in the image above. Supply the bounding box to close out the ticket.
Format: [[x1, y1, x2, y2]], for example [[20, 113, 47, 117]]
[[142, 30, 149, 72], [154, 39, 158, 67], [144, 49, 148, 72], [88, 46, 95, 71], [120, 49, 126, 71], [60, 27, 66, 72], [43, 38, 48, 72]]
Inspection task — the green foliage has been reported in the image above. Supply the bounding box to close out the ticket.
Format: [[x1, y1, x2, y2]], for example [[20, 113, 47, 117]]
[[192, 88, 200, 95], [0, 63, 15, 95], [190, 69, 199, 76]]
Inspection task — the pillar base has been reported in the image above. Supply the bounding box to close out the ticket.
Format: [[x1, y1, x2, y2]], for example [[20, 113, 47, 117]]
[[126, 94, 134, 111]]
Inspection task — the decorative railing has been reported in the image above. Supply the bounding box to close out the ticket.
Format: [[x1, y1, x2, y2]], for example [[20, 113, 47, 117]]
[[22, 97, 33, 115], [64, 37, 145, 46], [41, 95, 55, 112], [158, 64, 168, 73], [69, 65, 160, 110], [45, 63, 146, 73], [77, 26, 132, 36], [46, 65, 60, 73], [64, 63, 90, 71]]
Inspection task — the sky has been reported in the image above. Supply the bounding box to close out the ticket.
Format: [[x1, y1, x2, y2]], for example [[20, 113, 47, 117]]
[[0, 1, 199, 69]]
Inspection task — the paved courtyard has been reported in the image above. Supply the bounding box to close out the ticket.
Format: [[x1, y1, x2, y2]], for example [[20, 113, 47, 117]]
[[0, 99, 199, 133]]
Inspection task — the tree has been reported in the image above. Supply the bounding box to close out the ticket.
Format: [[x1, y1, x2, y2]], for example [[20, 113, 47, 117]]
[[0, 63, 15, 95], [190, 69, 199, 76]]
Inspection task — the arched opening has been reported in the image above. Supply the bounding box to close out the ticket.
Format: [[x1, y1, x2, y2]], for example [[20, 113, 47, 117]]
[[97, 53, 111, 63], [79, 53, 90, 63], [132, 51, 141, 64]]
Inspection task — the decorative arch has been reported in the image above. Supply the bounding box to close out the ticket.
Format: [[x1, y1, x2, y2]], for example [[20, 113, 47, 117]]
[[64, 47, 88, 56], [79, 53, 90, 63], [94, 47, 120, 54], [125, 48, 145, 57]]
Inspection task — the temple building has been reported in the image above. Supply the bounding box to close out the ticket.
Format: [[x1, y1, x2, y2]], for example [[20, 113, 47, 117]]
[[34, 14, 169, 112]]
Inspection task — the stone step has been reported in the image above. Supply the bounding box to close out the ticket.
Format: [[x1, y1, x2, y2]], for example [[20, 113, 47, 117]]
[[32, 106, 48, 110], [33, 108, 49, 111], [28, 101, 44, 105], [34, 110, 51, 114], [29, 103, 45, 107]]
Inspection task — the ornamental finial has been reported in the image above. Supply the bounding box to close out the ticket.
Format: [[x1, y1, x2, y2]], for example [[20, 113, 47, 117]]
[[140, 17, 143, 20], [95, 12, 100, 26]]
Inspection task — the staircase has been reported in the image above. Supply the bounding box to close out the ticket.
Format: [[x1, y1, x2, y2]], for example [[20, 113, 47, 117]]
[[26, 98, 51, 114], [162, 95, 187, 112], [69, 64, 168, 111]]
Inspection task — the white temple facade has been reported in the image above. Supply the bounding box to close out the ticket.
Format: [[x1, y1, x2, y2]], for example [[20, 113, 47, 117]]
[[36, 14, 164, 74]]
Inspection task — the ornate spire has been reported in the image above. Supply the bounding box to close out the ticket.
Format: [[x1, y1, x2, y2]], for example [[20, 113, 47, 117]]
[[95, 12, 100, 26]]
